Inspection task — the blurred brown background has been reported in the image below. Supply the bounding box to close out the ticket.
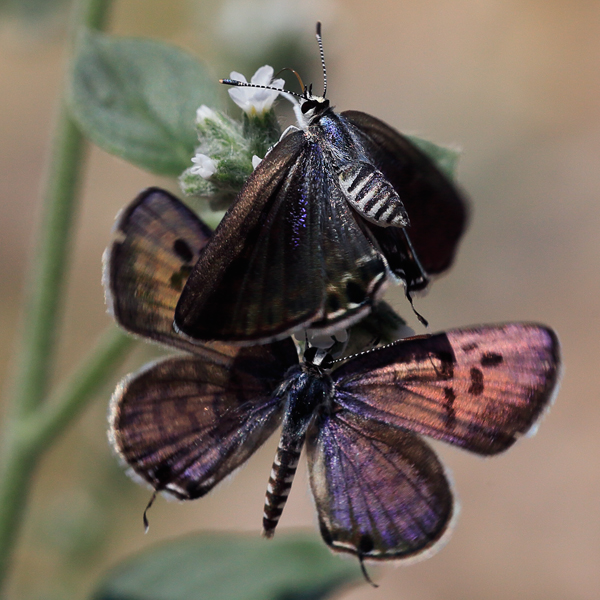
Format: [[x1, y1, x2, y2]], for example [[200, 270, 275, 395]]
[[1, 0, 599, 598]]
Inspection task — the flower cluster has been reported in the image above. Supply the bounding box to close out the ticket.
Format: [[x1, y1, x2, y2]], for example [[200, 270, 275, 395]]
[[179, 66, 284, 210]]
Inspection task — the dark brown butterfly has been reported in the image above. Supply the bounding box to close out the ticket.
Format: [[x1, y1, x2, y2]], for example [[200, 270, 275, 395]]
[[173, 23, 467, 345]]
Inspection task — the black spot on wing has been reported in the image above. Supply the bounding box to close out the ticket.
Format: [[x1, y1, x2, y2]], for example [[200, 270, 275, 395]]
[[468, 367, 484, 395], [169, 265, 193, 291], [358, 534, 374, 554], [444, 387, 456, 429], [150, 464, 174, 494], [346, 280, 367, 304], [437, 351, 454, 378], [173, 238, 194, 263], [481, 352, 503, 367], [319, 521, 333, 546], [327, 293, 341, 312]]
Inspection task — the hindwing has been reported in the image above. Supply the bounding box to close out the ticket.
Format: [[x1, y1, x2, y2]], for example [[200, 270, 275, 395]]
[[104, 187, 212, 352], [307, 410, 453, 560], [110, 338, 299, 499]]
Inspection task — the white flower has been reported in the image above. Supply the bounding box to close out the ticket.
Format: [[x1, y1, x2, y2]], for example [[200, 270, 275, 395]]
[[190, 153, 217, 179], [228, 65, 284, 116]]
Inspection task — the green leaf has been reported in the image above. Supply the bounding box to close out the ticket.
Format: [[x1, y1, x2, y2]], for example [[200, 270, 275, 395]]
[[92, 532, 361, 600], [407, 135, 461, 180], [69, 30, 217, 176]]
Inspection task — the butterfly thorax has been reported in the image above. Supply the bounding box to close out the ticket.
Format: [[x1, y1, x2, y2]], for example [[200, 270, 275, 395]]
[[302, 103, 363, 164], [281, 366, 333, 433]]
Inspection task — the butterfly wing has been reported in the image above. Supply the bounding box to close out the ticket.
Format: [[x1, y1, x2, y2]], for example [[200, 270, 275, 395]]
[[110, 338, 299, 499], [307, 410, 453, 560], [303, 170, 389, 332], [331, 323, 560, 455], [104, 187, 212, 352], [342, 110, 468, 276], [175, 131, 388, 343], [360, 223, 430, 293]]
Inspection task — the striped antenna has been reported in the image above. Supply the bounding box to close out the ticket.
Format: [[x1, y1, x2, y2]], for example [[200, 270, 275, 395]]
[[315, 22, 327, 97], [219, 78, 305, 99]]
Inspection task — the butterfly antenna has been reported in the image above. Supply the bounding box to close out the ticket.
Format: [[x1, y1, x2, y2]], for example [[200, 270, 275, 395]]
[[142, 491, 157, 533], [359, 556, 379, 588], [315, 22, 327, 97], [219, 78, 304, 100]]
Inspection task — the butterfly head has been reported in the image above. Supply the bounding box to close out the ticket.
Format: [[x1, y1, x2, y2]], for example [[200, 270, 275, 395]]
[[299, 93, 330, 122], [303, 344, 335, 371], [220, 23, 331, 128]]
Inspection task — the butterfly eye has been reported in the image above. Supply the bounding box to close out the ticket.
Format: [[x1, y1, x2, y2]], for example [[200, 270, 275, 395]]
[[301, 99, 318, 114], [304, 345, 319, 363], [301, 98, 330, 115]]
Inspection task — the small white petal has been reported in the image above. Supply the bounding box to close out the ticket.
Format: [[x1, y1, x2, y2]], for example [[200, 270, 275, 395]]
[[190, 154, 217, 179], [252, 155, 262, 170], [252, 65, 275, 86], [280, 92, 307, 130], [228, 87, 251, 111], [307, 332, 339, 350]]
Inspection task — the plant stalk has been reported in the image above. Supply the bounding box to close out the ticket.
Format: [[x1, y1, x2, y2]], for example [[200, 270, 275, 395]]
[[0, 0, 116, 592]]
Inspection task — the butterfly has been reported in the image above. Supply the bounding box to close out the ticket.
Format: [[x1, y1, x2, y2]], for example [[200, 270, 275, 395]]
[[106, 188, 560, 574], [173, 22, 468, 345]]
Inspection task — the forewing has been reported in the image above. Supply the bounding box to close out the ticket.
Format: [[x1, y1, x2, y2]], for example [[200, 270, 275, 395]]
[[110, 338, 299, 499], [174, 131, 323, 343], [307, 411, 453, 560], [104, 187, 212, 352], [342, 110, 468, 275], [332, 323, 560, 455], [175, 132, 388, 343]]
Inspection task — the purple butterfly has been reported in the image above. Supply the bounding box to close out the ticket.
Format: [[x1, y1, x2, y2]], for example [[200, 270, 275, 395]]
[[105, 188, 560, 573]]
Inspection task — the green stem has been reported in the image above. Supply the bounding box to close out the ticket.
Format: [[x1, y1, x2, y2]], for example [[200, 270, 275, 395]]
[[0, 0, 116, 592], [23, 328, 135, 456], [12, 104, 87, 417]]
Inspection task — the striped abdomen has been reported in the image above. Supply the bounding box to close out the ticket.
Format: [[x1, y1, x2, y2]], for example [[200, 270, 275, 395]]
[[262, 444, 301, 538], [262, 365, 331, 538], [338, 162, 409, 227]]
